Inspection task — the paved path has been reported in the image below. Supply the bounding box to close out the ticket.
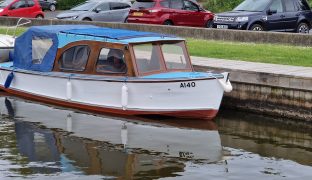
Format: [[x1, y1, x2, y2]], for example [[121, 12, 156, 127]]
[[191, 56, 312, 79]]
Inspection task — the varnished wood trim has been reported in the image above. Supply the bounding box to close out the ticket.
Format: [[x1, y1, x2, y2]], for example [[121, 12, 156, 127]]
[[53, 41, 135, 77]]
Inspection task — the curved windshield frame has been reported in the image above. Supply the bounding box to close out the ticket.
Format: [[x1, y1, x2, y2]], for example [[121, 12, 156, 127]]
[[0, 0, 13, 8], [234, 0, 271, 12], [133, 41, 192, 76], [71, 1, 98, 11]]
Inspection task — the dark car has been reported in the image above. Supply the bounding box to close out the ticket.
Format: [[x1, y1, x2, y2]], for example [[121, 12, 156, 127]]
[[213, 0, 312, 33], [127, 0, 214, 28], [39, 0, 56, 11]]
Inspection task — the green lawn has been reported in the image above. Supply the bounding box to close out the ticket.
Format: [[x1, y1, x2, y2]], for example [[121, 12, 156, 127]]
[[187, 38, 312, 67], [1, 27, 311, 67], [0, 27, 25, 36]]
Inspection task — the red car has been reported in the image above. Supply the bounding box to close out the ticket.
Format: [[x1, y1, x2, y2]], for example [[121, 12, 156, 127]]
[[0, 0, 44, 18], [127, 0, 214, 28]]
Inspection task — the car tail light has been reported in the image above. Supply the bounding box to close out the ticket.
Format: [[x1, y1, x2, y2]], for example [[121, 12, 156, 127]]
[[148, 9, 159, 13]]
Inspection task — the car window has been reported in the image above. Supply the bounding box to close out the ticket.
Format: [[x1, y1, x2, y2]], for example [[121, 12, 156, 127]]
[[132, 1, 156, 9], [284, 0, 296, 12], [294, 0, 310, 11], [183, 0, 198, 11], [11, 0, 27, 9], [170, 0, 183, 10], [96, 48, 127, 74], [234, 0, 271, 12], [96, 2, 109, 11], [27, 0, 35, 7], [160, 0, 170, 8], [59, 45, 90, 71], [110, 2, 130, 10], [269, 0, 283, 13], [71, 1, 97, 11], [0, 0, 14, 8]]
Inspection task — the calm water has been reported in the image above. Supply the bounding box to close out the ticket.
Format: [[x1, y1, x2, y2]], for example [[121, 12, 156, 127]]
[[0, 95, 312, 179]]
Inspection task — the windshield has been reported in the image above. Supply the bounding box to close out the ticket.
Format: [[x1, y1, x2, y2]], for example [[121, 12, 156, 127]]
[[71, 1, 98, 11], [0, 0, 13, 8], [133, 42, 191, 75], [234, 0, 271, 12], [132, 1, 156, 9]]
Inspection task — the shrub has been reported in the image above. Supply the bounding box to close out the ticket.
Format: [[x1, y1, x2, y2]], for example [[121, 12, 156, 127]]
[[57, 0, 86, 10], [200, 0, 243, 13]]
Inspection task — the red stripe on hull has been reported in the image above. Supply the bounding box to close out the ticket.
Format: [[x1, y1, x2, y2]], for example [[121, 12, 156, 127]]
[[0, 87, 218, 120]]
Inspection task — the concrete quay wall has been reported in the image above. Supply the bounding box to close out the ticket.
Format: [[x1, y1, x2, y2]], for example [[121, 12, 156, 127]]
[[194, 64, 312, 121]]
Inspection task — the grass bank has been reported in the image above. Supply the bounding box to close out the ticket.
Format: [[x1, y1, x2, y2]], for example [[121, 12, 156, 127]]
[[0, 27, 25, 36], [1, 27, 311, 67], [187, 38, 312, 67]]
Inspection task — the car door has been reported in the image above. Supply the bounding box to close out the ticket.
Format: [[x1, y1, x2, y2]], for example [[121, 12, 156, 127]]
[[91, 2, 111, 22], [7, 0, 31, 17], [283, 0, 299, 31], [109, 2, 130, 22], [266, 0, 286, 31], [181, 0, 205, 27], [169, 0, 185, 26]]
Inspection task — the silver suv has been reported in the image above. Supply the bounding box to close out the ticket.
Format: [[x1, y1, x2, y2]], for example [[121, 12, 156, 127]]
[[56, 0, 131, 22]]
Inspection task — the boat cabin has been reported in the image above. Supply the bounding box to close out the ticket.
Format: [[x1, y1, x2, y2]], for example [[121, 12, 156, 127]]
[[12, 25, 194, 77]]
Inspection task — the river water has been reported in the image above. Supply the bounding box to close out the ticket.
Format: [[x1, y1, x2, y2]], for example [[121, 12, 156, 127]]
[[0, 95, 311, 180]]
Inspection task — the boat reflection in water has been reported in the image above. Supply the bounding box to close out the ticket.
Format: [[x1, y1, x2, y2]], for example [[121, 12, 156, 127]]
[[0, 96, 222, 179]]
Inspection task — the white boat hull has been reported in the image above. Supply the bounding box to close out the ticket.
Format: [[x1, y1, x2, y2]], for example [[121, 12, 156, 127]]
[[0, 69, 227, 119]]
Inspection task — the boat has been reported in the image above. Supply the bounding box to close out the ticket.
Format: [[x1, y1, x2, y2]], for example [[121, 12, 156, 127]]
[[0, 25, 232, 120]]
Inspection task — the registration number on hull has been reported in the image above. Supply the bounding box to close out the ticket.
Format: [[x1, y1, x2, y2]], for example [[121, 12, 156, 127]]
[[180, 82, 196, 88]]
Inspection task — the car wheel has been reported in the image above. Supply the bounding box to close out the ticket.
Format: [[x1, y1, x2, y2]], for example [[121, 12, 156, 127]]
[[163, 20, 173, 26], [36, 15, 44, 19], [250, 24, 264, 31], [49, 4, 56, 11], [297, 22, 309, 34], [82, 18, 92, 21], [206, 20, 213, 28]]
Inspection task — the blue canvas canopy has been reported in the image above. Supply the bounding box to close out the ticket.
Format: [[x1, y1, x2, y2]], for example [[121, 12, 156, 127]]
[[13, 25, 178, 72], [13, 25, 97, 72]]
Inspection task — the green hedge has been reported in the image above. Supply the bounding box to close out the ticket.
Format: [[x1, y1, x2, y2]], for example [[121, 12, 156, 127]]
[[57, 0, 86, 10], [201, 0, 243, 13]]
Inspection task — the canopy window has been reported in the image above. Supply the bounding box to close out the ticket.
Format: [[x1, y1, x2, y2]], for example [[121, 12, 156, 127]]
[[58, 45, 90, 71]]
